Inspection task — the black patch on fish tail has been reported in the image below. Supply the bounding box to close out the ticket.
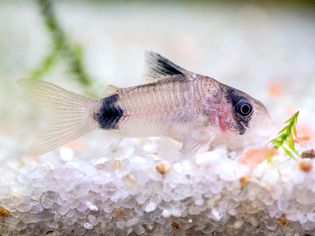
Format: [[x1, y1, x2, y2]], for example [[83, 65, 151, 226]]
[[225, 87, 252, 135], [93, 94, 124, 129]]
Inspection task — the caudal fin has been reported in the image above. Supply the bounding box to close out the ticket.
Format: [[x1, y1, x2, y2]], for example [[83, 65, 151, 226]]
[[18, 79, 99, 156]]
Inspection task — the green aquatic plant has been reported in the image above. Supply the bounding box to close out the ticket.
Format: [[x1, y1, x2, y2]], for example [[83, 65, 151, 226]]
[[270, 111, 300, 158], [31, 0, 95, 96]]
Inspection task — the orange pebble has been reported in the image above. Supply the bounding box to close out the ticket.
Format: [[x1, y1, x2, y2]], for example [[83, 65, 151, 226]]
[[267, 82, 284, 97], [239, 176, 249, 185], [295, 124, 315, 144], [299, 161, 312, 173], [277, 217, 288, 226], [0, 207, 10, 218], [239, 147, 277, 169], [156, 161, 171, 175]]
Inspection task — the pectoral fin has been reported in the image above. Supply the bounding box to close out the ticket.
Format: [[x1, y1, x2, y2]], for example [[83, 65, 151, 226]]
[[181, 129, 214, 156]]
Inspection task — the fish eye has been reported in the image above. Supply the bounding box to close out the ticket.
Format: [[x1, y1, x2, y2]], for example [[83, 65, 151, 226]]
[[235, 100, 253, 117]]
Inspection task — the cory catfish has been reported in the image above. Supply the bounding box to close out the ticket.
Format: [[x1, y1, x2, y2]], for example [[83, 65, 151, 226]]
[[19, 51, 271, 156]]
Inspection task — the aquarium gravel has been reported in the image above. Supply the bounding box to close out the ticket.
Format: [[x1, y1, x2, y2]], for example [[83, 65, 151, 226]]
[[1, 135, 315, 235]]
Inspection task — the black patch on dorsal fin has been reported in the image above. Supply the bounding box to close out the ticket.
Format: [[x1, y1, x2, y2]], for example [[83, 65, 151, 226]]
[[145, 51, 188, 80]]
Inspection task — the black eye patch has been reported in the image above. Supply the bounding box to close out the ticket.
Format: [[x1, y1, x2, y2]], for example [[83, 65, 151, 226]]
[[225, 87, 254, 135]]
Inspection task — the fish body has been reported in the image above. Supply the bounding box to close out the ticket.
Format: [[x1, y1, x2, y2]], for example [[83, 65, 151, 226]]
[[19, 51, 271, 156]]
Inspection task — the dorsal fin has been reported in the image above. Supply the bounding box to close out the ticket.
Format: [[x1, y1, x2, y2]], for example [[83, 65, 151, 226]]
[[144, 51, 190, 82], [104, 84, 119, 96]]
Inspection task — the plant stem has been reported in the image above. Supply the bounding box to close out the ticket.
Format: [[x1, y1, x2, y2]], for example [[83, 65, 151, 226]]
[[32, 0, 94, 95]]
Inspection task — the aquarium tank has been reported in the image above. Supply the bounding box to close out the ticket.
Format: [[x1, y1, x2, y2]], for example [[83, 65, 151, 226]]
[[1, 0, 315, 235]]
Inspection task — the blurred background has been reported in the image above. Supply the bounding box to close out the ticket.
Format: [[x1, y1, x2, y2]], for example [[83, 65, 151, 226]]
[[0, 0, 315, 161]]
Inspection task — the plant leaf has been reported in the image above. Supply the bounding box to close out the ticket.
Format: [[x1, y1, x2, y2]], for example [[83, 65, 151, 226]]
[[269, 111, 300, 159]]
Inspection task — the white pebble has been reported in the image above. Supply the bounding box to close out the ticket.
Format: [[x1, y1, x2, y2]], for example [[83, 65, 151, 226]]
[[162, 209, 171, 218], [83, 222, 93, 230], [144, 202, 156, 213], [88, 215, 97, 225], [60, 148, 74, 162]]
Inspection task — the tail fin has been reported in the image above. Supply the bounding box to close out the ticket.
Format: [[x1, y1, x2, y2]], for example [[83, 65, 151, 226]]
[[18, 79, 99, 156]]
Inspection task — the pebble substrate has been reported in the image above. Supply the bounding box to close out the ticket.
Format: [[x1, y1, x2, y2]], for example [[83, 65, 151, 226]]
[[1, 138, 315, 236]]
